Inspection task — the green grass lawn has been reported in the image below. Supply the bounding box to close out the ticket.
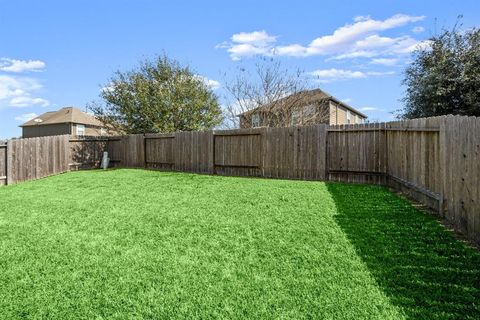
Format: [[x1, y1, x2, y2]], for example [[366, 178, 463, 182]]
[[0, 169, 479, 319]]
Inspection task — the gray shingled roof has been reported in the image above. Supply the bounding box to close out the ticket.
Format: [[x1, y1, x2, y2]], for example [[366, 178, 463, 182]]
[[20, 107, 104, 127], [238, 89, 367, 118]]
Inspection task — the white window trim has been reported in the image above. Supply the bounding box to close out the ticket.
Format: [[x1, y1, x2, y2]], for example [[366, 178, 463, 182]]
[[251, 114, 260, 127], [76, 124, 86, 136], [346, 110, 351, 124], [291, 109, 301, 126], [303, 104, 316, 121]]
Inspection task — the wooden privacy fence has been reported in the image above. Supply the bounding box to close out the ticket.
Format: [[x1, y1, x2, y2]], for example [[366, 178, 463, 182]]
[[142, 126, 327, 180], [0, 115, 479, 244], [1, 135, 70, 185]]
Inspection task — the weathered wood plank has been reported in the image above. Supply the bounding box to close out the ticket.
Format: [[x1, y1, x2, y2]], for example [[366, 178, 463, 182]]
[[0, 143, 6, 186]]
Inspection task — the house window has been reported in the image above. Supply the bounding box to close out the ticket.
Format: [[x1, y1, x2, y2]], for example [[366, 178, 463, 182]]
[[303, 104, 316, 121], [346, 110, 351, 124], [251, 114, 261, 127], [291, 110, 301, 126], [100, 128, 107, 136], [76, 124, 85, 136], [359, 118, 364, 124]]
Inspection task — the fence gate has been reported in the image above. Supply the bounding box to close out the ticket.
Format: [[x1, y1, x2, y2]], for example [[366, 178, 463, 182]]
[[327, 123, 387, 184], [214, 129, 263, 177]]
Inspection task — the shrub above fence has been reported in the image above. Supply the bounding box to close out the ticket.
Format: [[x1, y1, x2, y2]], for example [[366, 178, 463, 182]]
[[0, 115, 479, 245]]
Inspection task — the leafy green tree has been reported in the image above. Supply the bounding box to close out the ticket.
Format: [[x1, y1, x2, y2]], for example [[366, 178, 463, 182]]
[[90, 55, 223, 133], [400, 22, 480, 119]]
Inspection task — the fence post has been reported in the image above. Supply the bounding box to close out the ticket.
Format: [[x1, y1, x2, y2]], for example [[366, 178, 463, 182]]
[[6, 139, 12, 185], [384, 122, 389, 184], [210, 131, 215, 175], [65, 135, 71, 172], [325, 126, 329, 181], [260, 127, 265, 177], [0, 141, 6, 186], [143, 134, 147, 168]]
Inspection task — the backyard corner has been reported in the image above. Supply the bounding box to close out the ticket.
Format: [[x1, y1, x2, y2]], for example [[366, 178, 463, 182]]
[[0, 169, 478, 319]]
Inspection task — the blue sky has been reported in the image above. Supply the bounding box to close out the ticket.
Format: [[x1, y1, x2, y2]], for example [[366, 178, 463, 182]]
[[1, 0, 479, 139]]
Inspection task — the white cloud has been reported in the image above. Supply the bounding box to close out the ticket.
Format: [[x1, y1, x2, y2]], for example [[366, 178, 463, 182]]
[[0, 75, 40, 100], [341, 98, 353, 104], [331, 35, 421, 60], [204, 78, 221, 90], [412, 26, 425, 33], [0, 75, 49, 108], [308, 68, 394, 83], [366, 71, 395, 76], [398, 39, 432, 53], [10, 97, 49, 107], [359, 107, 380, 111], [0, 58, 45, 73], [306, 14, 424, 55], [219, 14, 426, 61], [274, 44, 307, 56], [15, 112, 38, 122], [217, 30, 277, 60], [309, 69, 366, 81], [353, 15, 371, 22], [370, 58, 398, 66], [355, 35, 398, 48], [329, 50, 378, 60], [231, 30, 276, 45], [194, 75, 221, 90], [228, 43, 273, 60]]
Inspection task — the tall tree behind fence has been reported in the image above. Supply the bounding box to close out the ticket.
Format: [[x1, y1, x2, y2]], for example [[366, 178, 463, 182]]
[[0, 115, 478, 244]]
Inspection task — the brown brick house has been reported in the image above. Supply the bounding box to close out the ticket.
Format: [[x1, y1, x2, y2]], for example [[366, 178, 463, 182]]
[[238, 89, 367, 128], [20, 107, 114, 138]]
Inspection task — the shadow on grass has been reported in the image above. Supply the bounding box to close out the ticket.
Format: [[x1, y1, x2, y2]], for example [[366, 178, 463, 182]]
[[326, 182, 480, 319]]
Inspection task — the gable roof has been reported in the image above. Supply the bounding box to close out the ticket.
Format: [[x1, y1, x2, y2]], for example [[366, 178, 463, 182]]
[[20, 107, 104, 127], [238, 89, 367, 118]]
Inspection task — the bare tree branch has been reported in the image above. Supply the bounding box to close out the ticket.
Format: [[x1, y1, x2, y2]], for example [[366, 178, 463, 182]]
[[223, 58, 330, 128]]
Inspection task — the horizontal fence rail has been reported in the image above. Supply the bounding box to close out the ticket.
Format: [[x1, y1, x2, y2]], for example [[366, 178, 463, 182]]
[[0, 115, 479, 245]]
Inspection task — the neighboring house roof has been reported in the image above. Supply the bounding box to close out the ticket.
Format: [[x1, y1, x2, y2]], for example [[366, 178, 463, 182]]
[[238, 89, 367, 119], [20, 107, 104, 127]]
